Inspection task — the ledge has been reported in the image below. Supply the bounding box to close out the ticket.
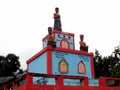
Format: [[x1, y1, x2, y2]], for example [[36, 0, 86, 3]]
[[26, 46, 93, 64]]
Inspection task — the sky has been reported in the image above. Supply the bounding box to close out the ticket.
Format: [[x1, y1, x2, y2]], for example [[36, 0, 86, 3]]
[[0, 0, 120, 70]]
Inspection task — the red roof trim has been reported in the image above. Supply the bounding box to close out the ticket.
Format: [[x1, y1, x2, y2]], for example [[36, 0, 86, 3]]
[[26, 46, 52, 64], [26, 46, 93, 64], [54, 48, 93, 56], [53, 30, 74, 36]]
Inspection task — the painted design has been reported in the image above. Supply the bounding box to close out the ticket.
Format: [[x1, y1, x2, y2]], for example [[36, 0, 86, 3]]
[[59, 58, 68, 73], [78, 61, 86, 74], [60, 39, 69, 49]]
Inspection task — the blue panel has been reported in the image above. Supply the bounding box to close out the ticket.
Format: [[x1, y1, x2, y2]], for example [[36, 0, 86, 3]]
[[42, 33, 74, 50], [55, 33, 74, 49], [70, 44, 74, 49], [55, 33, 61, 47], [33, 77, 56, 85], [89, 78, 99, 86], [52, 51, 92, 78], [28, 53, 47, 74], [64, 78, 81, 86], [69, 36, 74, 49]]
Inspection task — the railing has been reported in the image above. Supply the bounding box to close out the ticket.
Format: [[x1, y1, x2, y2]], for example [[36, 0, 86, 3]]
[[0, 74, 26, 90], [0, 73, 120, 90], [99, 77, 120, 86], [31, 72, 88, 86]]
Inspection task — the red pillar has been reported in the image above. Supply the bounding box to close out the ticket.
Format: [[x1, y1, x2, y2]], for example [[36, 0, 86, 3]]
[[26, 73, 33, 90], [46, 46, 52, 74], [90, 53, 95, 78], [99, 77, 106, 86], [57, 76, 64, 86]]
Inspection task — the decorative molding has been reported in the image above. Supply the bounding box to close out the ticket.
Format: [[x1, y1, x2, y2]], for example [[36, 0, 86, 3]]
[[60, 39, 69, 49], [59, 58, 68, 73], [78, 61, 86, 74]]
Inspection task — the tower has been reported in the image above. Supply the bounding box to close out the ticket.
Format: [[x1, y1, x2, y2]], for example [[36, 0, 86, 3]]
[[26, 8, 95, 79]]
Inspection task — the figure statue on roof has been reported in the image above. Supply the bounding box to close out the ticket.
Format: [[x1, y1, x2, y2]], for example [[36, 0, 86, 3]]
[[47, 27, 56, 48], [53, 7, 62, 31], [79, 34, 88, 52]]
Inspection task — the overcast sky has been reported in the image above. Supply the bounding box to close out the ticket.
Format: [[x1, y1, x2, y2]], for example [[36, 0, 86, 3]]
[[0, 0, 120, 70]]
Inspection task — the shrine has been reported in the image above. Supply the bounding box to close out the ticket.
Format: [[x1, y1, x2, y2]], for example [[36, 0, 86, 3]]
[[0, 8, 120, 90]]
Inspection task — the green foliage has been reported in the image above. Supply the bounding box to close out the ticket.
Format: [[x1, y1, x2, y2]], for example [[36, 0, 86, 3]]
[[94, 44, 120, 78], [0, 54, 21, 77]]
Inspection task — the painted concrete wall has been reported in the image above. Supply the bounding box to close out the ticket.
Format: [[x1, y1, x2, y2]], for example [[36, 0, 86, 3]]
[[89, 78, 99, 86], [43, 32, 74, 49], [52, 51, 92, 78], [28, 53, 47, 74], [55, 33, 74, 49]]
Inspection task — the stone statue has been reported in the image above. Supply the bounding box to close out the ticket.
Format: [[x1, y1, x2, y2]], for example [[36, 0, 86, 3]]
[[47, 27, 56, 48], [79, 34, 88, 52], [53, 7, 62, 31]]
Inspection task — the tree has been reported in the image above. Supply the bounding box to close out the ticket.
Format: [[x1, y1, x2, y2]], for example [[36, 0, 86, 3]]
[[0, 54, 21, 77], [94, 49, 104, 78], [94, 44, 120, 78], [0, 56, 6, 76], [111, 44, 120, 77]]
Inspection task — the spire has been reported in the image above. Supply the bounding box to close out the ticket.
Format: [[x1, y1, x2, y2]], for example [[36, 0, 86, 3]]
[[53, 7, 62, 31]]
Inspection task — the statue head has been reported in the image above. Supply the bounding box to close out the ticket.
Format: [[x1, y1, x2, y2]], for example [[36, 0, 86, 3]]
[[48, 27, 52, 34], [80, 34, 84, 41], [48, 27, 52, 31], [55, 7, 59, 13]]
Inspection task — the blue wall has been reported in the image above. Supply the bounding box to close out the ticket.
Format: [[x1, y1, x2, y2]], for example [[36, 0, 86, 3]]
[[43, 32, 74, 49], [52, 51, 92, 78], [28, 53, 47, 74], [89, 78, 99, 86], [55, 33, 74, 49]]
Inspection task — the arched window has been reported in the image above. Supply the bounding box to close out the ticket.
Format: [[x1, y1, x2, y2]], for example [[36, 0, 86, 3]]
[[59, 58, 68, 73], [78, 61, 86, 74], [60, 39, 69, 49]]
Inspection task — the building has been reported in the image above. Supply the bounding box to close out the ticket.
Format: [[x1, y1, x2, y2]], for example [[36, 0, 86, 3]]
[[0, 8, 120, 90]]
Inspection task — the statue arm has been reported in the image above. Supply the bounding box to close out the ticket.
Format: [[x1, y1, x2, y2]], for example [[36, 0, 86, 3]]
[[47, 35, 56, 42], [80, 41, 87, 47], [54, 13, 60, 19]]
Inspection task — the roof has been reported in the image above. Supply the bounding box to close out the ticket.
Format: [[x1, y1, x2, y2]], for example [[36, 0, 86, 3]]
[[0, 76, 14, 84]]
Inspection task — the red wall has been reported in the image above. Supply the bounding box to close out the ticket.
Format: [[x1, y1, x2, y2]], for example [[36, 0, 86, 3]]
[[24, 85, 120, 90], [1, 73, 120, 90]]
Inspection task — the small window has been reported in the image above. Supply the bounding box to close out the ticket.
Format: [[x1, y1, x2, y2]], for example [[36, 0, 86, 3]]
[[78, 61, 86, 74], [59, 58, 68, 73], [60, 39, 69, 49]]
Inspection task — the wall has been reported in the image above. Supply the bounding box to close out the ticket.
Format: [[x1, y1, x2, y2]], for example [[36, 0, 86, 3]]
[[28, 53, 47, 74], [52, 51, 92, 78], [55, 33, 74, 49], [42, 31, 75, 49]]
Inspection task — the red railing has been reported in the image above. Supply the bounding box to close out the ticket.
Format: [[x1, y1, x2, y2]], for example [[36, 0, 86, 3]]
[[0, 73, 120, 90]]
